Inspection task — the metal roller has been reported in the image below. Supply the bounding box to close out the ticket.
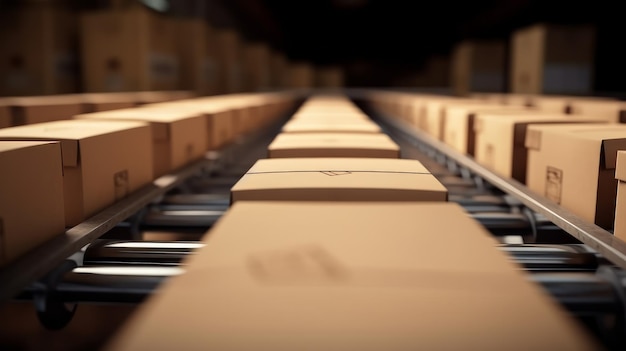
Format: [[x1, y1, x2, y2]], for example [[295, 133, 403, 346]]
[[499, 244, 599, 272], [83, 240, 203, 266]]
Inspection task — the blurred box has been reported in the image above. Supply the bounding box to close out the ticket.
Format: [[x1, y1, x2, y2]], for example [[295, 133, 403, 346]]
[[0, 104, 10, 128], [615, 151, 626, 241], [287, 62, 314, 88], [231, 158, 447, 203], [269, 51, 287, 89], [75, 109, 208, 177], [525, 124, 626, 228], [4, 96, 83, 126], [0, 141, 65, 266], [0, 120, 153, 226], [268, 133, 400, 158], [106, 201, 597, 351], [316, 66, 345, 88], [215, 29, 242, 94], [568, 99, 625, 123], [79, 93, 138, 112], [451, 41, 506, 96], [443, 104, 529, 155], [243, 43, 271, 92], [474, 113, 599, 183], [176, 19, 220, 95], [80, 7, 179, 92], [529, 95, 570, 113], [511, 24, 595, 94], [282, 120, 381, 134], [0, 3, 78, 95]]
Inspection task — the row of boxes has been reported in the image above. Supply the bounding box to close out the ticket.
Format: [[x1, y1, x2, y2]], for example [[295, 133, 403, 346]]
[[452, 24, 595, 95], [0, 3, 344, 96], [0, 90, 195, 127], [106, 94, 597, 350], [0, 91, 298, 267], [368, 91, 626, 239]]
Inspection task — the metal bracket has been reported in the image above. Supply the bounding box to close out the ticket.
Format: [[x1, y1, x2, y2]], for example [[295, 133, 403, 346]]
[[32, 260, 78, 330]]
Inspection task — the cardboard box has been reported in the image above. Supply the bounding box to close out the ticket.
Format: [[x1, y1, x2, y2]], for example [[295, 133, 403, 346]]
[[568, 99, 624, 123], [511, 24, 595, 94], [175, 19, 220, 95], [106, 202, 597, 351], [80, 7, 179, 92], [525, 124, 626, 228], [420, 98, 476, 140], [451, 40, 506, 96], [443, 104, 530, 155], [4, 96, 84, 126], [615, 151, 626, 241], [0, 141, 65, 266], [474, 112, 600, 183], [291, 112, 369, 123], [268, 133, 400, 159], [215, 29, 242, 94], [0, 4, 78, 95], [0, 120, 153, 226], [315, 66, 344, 87], [242, 43, 271, 92], [287, 62, 314, 88], [529, 95, 570, 113], [75, 109, 208, 177], [231, 158, 447, 203], [282, 120, 382, 134], [79, 93, 137, 112]]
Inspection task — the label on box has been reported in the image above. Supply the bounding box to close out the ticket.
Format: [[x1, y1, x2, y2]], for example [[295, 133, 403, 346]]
[[545, 166, 563, 204], [543, 64, 591, 94], [149, 53, 179, 83]]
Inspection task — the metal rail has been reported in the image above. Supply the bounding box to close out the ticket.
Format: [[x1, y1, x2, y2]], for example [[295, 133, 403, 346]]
[[376, 115, 626, 270]]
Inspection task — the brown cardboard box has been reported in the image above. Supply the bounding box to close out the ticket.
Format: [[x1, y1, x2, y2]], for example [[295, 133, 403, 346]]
[[615, 151, 626, 241], [231, 158, 447, 203], [0, 120, 153, 226], [268, 133, 400, 159], [291, 112, 369, 123], [79, 93, 137, 112], [525, 124, 626, 228], [0, 141, 65, 266], [451, 40, 506, 96], [510, 24, 595, 94], [315, 66, 344, 87], [287, 62, 314, 88], [443, 104, 530, 155], [529, 95, 570, 113], [242, 43, 271, 92], [75, 109, 208, 177], [215, 29, 242, 94], [135, 91, 195, 105], [420, 98, 476, 140], [568, 99, 624, 123], [0, 4, 78, 96], [474, 112, 600, 183], [282, 120, 381, 134], [175, 19, 220, 95], [3, 96, 84, 126], [106, 202, 596, 351], [80, 7, 179, 92]]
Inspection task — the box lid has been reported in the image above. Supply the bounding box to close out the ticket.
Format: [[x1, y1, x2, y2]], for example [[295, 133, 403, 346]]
[[268, 133, 399, 152], [617, 151, 626, 181], [282, 121, 381, 133], [231, 158, 446, 202], [525, 124, 626, 169], [0, 120, 149, 167]]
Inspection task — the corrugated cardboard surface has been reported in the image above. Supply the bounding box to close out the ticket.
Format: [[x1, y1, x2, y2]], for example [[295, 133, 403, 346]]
[[106, 202, 596, 351], [0, 120, 153, 226], [75, 109, 208, 176], [268, 133, 399, 159], [525, 124, 626, 228], [0, 141, 65, 266], [474, 112, 600, 182], [231, 158, 447, 203], [282, 120, 381, 134]]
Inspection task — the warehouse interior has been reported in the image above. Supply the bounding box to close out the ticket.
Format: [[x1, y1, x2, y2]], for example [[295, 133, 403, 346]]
[[2, 0, 626, 350]]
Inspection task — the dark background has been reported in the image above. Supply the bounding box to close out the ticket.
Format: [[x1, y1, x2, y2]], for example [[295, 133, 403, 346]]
[[2, 0, 624, 92]]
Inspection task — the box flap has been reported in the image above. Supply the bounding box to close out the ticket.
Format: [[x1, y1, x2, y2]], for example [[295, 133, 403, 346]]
[[616, 151, 626, 181], [602, 139, 626, 170]]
